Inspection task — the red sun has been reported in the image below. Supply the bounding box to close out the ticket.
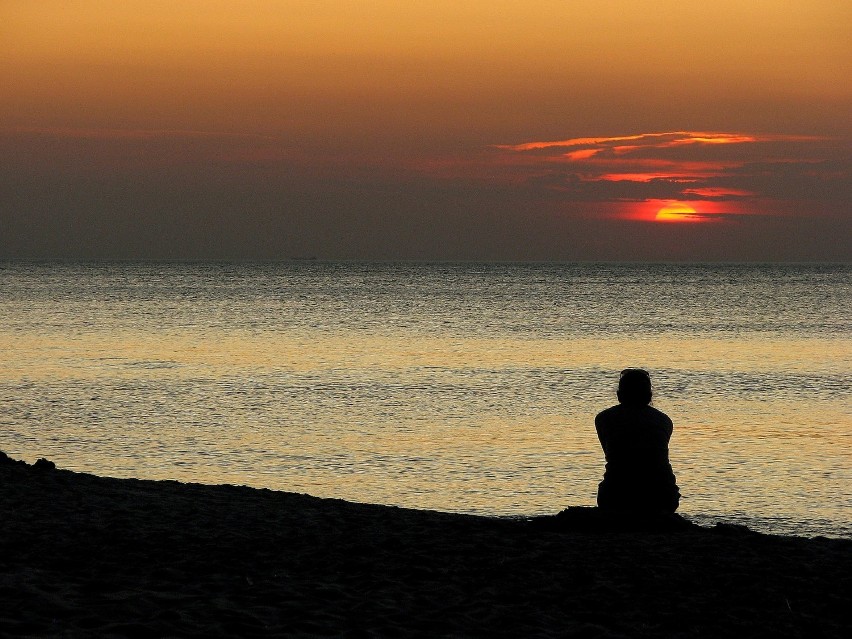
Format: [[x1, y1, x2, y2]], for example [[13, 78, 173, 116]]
[[655, 202, 702, 222]]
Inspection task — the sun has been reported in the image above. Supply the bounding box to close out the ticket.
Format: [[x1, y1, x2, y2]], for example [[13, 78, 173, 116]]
[[655, 202, 700, 222]]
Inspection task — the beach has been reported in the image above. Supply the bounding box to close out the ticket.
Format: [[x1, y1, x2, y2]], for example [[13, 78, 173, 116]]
[[2, 452, 849, 637]]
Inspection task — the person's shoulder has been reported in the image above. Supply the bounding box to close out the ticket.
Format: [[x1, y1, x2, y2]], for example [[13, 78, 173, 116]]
[[646, 406, 673, 426], [595, 405, 622, 424]]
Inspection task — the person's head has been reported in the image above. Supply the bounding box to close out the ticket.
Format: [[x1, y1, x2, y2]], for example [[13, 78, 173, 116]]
[[616, 368, 652, 406]]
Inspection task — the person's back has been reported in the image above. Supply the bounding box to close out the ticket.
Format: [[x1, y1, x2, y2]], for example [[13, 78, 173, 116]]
[[595, 369, 680, 513]]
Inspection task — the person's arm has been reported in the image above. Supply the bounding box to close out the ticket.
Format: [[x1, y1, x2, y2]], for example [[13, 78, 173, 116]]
[[594, 413, 609, 455], [662, 414, 673, 442]]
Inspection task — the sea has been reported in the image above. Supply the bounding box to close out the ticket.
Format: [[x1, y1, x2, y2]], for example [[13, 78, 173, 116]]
[[1, 261, 849, 538]]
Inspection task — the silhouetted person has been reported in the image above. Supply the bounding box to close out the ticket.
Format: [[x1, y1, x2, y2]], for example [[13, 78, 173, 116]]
[[595, 369, 680, 514]]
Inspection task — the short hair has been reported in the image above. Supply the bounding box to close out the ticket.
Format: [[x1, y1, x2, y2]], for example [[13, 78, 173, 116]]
[[617, 368, 652, 405]]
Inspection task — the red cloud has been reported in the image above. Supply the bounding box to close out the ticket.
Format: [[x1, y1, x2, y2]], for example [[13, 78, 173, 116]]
[[487, 130, 837, 216]]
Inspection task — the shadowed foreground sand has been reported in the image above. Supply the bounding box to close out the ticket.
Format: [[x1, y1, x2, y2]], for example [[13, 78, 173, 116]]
[[1, 452, 850, 638]]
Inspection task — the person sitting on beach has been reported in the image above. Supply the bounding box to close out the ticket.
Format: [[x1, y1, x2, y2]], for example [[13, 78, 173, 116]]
[[595, 369, 681, 514]]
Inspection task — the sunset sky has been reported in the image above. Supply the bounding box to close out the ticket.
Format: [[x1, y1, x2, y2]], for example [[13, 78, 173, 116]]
[[2, 1, 850, 260]]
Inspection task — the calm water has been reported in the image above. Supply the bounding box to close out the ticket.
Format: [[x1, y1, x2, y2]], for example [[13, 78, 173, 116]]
[[1, 262, 849, 538]]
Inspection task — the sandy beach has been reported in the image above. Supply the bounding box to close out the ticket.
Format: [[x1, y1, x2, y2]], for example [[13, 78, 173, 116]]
[[2, 452, 849, 638]]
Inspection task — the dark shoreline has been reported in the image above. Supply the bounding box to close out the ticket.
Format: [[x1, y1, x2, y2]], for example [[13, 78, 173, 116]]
[[2, 453, 850, 637]]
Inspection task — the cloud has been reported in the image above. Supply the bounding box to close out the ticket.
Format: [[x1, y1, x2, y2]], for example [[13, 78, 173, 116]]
[[563, 148, 602, 161], [493, 131, 820, 153], [681, 187, 754, 199], [487, 130, 847, 218]]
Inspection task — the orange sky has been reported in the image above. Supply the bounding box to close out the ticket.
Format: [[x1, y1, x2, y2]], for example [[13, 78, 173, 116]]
[[1, 1, 850, 259]]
